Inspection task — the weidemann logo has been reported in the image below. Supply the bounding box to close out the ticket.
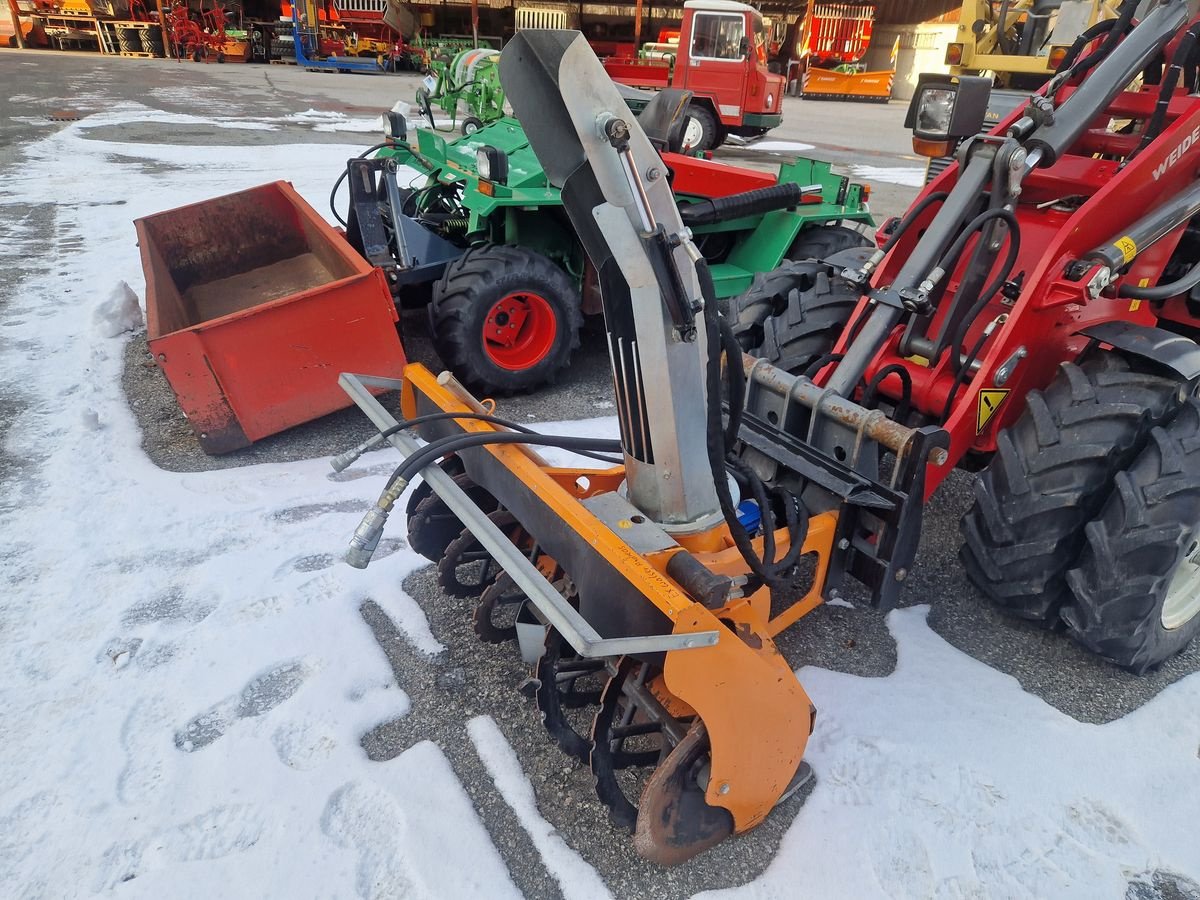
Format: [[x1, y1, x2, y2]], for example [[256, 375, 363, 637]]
[[1154, 124, 1200, 180]]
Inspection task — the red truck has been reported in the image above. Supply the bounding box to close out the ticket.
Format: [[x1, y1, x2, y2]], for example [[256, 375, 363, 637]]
[[602, 0, 786, 151]]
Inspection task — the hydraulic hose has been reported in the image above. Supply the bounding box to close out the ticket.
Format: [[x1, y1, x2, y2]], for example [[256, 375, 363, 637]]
[[1127, 23, 1200, 163], [677, 183, 803, 228], [947, 217, 1021, 374], [880, 192, 949, 254], [1118, 258, 1200, 301], [329, 141, 394, 227]]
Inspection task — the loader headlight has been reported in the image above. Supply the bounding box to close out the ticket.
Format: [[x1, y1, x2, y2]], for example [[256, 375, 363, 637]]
[[475, 145, 508, 185], [904, 73, 991, 156]]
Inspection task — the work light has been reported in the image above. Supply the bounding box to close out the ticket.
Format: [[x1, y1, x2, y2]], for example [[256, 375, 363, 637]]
[[476, 146, 508, 185], [904, 73, 991, 156]]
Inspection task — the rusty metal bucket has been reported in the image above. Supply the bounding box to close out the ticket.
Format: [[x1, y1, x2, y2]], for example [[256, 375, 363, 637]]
[[136, 180, 405, 453]]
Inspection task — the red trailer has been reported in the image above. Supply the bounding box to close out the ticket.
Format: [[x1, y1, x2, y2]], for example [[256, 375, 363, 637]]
[[602, 0, 786, 151]]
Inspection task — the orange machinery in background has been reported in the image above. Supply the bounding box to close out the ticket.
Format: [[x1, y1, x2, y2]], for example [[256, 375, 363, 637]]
[[798, 2, 896, 101]]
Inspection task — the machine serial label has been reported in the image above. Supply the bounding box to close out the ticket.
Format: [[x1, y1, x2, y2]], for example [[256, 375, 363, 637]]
[[1153, 124, 1200, 180], [977, 389, 1010, 434]]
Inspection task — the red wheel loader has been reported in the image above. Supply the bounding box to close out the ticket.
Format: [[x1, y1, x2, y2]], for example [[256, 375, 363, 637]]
[[337, 0, 1200, 865]]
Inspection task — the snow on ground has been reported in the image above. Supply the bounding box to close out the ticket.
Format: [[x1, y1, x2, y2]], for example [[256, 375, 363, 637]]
[[729, 140, 816, 154], [1, 104, 1198, 898], [849, 164, 928, 187]]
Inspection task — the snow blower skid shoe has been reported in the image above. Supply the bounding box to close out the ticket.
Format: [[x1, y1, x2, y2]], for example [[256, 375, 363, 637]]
[[337, 29, 947, 864]]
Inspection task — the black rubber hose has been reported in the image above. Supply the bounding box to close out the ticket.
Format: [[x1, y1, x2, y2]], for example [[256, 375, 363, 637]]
[[1118, 257, 1200, 300], [329, 141, 394, 227], [678, 182, 802, 228], [879, 192, 949, 254], [370, 411, 622, 466], [718, 316, 746, 451], [940, 325, 992, 423], [862, 363, 913, 422], [1128, 25, 1200, 162], [933, 208, 1018, 284], [1056, 19, 1119, 72], [389, 432, 622, 491], [947, 218, 1021, 374], [700, 263, 780, 582]]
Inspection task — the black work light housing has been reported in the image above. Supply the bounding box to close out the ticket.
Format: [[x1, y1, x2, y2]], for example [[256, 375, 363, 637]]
[[475, 145, 509, 185], [904, 73, 991, 156], [385, 111, 408, 143]]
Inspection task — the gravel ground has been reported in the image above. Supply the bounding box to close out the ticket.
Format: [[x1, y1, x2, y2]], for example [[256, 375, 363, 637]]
[[6, 49, 1199, 898]]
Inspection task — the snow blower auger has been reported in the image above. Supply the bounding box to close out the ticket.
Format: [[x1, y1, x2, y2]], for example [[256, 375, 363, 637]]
[[336, 30, 947, 864], [733, 0, 1200, 672]]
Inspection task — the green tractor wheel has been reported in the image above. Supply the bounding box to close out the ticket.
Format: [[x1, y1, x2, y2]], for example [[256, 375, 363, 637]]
[[429, 244, 583, 394]]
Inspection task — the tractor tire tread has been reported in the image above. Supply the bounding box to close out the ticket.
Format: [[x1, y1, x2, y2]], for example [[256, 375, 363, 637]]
[[429, 244, 582, 395], [1062, 399, 1200, 672], [960, 353, 1181, 622]]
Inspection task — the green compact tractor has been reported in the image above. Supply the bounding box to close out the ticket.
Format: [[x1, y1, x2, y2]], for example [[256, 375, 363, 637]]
[[339, 91, 873, 394]]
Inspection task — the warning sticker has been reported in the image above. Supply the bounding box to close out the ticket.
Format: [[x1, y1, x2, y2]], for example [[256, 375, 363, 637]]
[[1113, 235, 1138, 263], [977, 389, 1011, 434]]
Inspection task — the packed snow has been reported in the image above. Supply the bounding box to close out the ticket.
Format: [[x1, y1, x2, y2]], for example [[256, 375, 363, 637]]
[[1, 103, 1198, 898], [849, 164, 928, 187]]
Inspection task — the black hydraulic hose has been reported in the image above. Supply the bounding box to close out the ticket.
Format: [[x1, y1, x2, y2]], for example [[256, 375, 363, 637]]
[[1056, 19, 1119, 72], [932, 208, 1018, 287], [862, 363, 913, 422], [329, 141, 394, 227], [880, 192, 949, 255], [1128, 24, 1200, 163], [371, 411, 623, 466], [678, 183, 803, 228], [389, 432, 622, 492], [701, 265, 780, 583], [948, 219, 1021, 375], [718, 316, 746, 451], [1118, 257, 1200, 300], [940, 326, 992, 423]]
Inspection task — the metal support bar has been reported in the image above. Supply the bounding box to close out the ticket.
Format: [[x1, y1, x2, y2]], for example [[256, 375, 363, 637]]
[[339, 372, 720, 658]]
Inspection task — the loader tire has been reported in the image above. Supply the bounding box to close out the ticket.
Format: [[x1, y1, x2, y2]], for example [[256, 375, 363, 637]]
[[429, 245, 582, 394], [785, 224, 872, 263], [1062, 398, 1200, 672], [729, 249, 869, 375], [960, 353, 1182, 623]]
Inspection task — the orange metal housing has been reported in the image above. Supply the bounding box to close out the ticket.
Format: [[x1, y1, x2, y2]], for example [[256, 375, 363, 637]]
[[400, 363, 834, 834], [136, 181, 405, 453]]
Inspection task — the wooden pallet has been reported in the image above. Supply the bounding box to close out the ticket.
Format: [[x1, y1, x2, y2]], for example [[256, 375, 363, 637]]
[[119, 50, 153, 57], [270, 58, 296, 65]]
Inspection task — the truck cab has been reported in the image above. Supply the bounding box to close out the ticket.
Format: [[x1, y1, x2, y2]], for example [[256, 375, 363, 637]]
[[604, 0, 786, 149]]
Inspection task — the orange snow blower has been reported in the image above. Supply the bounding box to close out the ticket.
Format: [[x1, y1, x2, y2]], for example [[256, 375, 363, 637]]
[[338, 30, 946, 864]]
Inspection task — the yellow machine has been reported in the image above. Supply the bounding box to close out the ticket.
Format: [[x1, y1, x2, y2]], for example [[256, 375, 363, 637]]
[[944, 0, 1120, 88]]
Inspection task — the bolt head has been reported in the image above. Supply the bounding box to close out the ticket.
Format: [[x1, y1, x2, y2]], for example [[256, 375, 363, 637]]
[[719, 782, 730, 795]]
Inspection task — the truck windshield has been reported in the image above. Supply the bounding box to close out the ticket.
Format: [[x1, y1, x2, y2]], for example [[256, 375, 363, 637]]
[[690, 12, 746, 61]]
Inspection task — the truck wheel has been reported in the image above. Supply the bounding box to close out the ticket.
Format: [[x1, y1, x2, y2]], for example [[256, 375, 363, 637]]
[[729, 252, 867, 374], [960, 353, 1181, 622], [1063, 398, 1200, 672], [786, 224, 872, 262], [461, 115, 484, 136], [429, 245, 583, 394], [687, 104, 719, 152]]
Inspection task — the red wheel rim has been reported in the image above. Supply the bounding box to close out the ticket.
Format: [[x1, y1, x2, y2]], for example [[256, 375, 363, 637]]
[[482, 291, 558, 372]]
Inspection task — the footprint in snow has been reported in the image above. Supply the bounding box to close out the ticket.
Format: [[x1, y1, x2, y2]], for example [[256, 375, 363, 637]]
[[175, 659, 310, 753], [121, 586, 216, 628], [321, 781, 414, 900], [93, 804, 264, 891]]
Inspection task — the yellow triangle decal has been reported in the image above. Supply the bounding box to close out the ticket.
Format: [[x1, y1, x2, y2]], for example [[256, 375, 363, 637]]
[[977, 389, 1010, 434]]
